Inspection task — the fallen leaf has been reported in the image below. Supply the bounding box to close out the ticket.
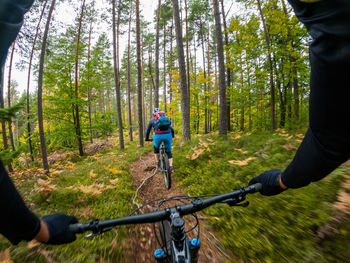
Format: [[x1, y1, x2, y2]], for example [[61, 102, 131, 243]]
[[35, 179, 57, 193], [283, 144, 298, 151], [232, 134, 241, 140], [186, 147, 205, 160], [90, 170, 98, 179], [228, 157, 256, 166], [234, 148, 248, 154], [296, 133, 304, 138], [0, 248, 12, 263], [27, 240, 40, 249], [109, 178, 119, 184]]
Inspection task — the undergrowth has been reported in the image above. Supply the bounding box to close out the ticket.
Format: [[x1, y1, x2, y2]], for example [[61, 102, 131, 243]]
[[173, 131, 349, 263], [0, 141, 152, 263]]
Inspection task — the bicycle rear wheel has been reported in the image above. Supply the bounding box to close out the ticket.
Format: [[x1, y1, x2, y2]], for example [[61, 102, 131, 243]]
[[158, 220, 171, 258], [162, 153, 171, 189]]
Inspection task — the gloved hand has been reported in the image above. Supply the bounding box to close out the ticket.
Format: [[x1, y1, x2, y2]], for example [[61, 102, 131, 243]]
[[249, 169, 286, 196], [41, 213, 78, 245]]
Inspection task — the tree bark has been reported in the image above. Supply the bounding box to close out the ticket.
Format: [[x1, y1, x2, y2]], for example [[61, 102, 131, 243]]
[[87, 21, 93, 144], [7, 42, 16, 152], [172, 0, 191, 142], [26, 0, 48, 161], [127, 9, 133, 141], [74, 0, 86, 156], [155, 0, 162, 108], [136, 0, 144, 147], [220, 0, 231, 131], [257, 0, 276, 130], [38, 0, 56, 172], [213, 0, 227, 135], [112, 0, 124, 150]]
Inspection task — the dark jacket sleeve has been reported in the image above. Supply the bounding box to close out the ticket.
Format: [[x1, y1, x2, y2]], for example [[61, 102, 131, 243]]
[[282, 0, 350, 188], [171, 127, 175, 138], [0, 161, 40, 244], [145, 119, 154, 141], [0, 0, 34, 66]]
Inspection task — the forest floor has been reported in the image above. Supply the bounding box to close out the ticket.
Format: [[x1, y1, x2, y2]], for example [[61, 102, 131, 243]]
[[1, 131, 350, 262], [123, 151, 233, 262]]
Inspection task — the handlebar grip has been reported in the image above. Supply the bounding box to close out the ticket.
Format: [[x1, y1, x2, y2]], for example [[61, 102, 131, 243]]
[[69, 223, 85, 234], [254, 183, 262, 192]]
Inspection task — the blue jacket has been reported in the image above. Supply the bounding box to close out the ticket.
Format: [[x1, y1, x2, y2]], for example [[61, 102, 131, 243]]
[[145, 118, 174, 141]]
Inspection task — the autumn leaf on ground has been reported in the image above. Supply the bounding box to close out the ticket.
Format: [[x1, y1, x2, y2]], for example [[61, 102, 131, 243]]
[[76, 206, 95, 218], [280, 133, 290, 137], [296, 133, 304, 138], [186, 147, 205, 160], [228, 157, 256, 166], [65, 163, 75, 169], [233, 148, 248, 154], [0, 248, 12, 263], [27, 240, 41, 249], [283, 144, 298, 151], [295, 139, 302, 143], [110, 178, 119, 184], [35, 178, 57, 194], [232, 134, 241, 140], [104, 166, 123, 175], [90, 170, 98, 179]]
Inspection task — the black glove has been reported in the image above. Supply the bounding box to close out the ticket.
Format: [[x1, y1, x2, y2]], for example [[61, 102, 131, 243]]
[[249, 169, 286, 196], [42, 213, 78, 245]]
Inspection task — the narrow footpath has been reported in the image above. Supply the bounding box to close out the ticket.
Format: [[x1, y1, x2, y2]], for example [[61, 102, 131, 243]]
[[123, 152, 233, 263]]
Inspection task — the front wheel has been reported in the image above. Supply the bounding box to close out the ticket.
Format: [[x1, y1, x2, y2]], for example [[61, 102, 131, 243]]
[[158, 220, 171, 258], [162, 153, 171, 190]]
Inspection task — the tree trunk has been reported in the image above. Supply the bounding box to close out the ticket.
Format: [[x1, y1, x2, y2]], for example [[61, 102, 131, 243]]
[[163, 23, 167, 112], [127, 9, 133, 141], [26, 0, 48, 161], [184, 0, 190, 95], [213, 0, 227, 135], [136, 0, 144, 147], [200, 22, 208, 134], [7, 42, 16, 152], [148, 50, 155, 118], [172, 0, 191, 142], [74, 0, 85, 156], [112, 0, 124, 150], [257, 0, 276, 130], [87, 21, 93, 144], [38, 0, 56, 172], [155, 0, 162, 108]]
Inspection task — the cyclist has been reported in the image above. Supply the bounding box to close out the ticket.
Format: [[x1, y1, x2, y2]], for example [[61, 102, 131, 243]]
[[0, 0, 77, 245], [145, 108, 175, 173], [250, 0, 350, 196]]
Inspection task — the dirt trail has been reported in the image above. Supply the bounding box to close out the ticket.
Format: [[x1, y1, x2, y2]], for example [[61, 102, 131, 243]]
[[124, 152, 232, 263]]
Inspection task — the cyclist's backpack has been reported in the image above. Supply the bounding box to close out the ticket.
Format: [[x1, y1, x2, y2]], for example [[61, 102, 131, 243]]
[[154, 111, 171, 130]]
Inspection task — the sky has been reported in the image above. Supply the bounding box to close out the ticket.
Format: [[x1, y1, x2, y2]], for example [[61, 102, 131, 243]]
[[5, 0, 238, 97]]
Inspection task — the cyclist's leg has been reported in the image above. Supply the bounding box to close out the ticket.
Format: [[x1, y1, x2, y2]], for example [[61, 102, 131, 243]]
[[163, 133, 173, 168], [153, 134, 161, 166]]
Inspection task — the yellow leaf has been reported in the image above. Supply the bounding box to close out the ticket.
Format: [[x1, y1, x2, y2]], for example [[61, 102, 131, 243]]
[[141, 237, 147, 243], [186, 147, 205, 160], [90, 170, 98, 179], [228, 157, 256, 166]]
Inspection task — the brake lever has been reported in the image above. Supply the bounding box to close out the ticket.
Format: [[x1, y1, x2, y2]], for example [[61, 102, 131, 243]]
[[85, 227, 113, 240]]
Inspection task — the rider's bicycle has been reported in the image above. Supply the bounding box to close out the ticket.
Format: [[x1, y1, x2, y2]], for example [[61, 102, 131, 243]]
[[159, 140, 171, 190], [149, 138, 172, 190], [69, 183, 262, 263]]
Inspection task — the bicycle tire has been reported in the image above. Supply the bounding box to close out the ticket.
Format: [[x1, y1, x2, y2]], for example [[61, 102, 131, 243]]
[[158, 220, 172, 258], [162, 153, 171, 189]]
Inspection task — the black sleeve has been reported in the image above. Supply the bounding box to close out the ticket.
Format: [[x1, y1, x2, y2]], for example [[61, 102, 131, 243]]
[[282, 0, 350, 188], [171, 127, 175, 138], [145, 119, 154, 141], [0, 0, 34, 66], [0, 161, 40, 244]]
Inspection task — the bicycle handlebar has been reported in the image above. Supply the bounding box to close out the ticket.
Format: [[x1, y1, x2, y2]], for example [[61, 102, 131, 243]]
[[69, 183, 262, 235]]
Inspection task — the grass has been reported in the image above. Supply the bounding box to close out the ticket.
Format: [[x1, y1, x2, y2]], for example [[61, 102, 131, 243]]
[[0, 141, 152, 263], [2, 130, 349, 262], [173, 131, 349, 263]]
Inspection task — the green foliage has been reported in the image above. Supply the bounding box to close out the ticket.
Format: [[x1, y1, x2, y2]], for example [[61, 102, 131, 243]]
[[173, 132, 348, 262], [0, 141, 152, 262]]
